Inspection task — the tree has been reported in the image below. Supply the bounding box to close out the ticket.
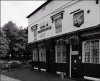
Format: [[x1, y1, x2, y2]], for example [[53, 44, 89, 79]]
[[0, 27, 9, 57], [13, 27, 28, 58], [3, 21, 19, 58], [2, 21, 28, 60]]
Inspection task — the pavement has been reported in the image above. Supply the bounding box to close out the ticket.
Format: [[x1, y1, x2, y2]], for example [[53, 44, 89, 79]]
[[1, 69, 75, 81], [1, 74, 21, 81]]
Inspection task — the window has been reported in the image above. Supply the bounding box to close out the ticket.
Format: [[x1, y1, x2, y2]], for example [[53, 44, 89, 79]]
[[55, 18, 62, 33], [50, 11, 64, 33], [82, 39, 100, 64], [39, 47, 46, 62], [31, 24, 38, 40], [83, 41, 90, 63], [33, 48, 38, 61], [55, 44, 66, 63], [91, 40, 99, 63], [34, 29, 37, 40]]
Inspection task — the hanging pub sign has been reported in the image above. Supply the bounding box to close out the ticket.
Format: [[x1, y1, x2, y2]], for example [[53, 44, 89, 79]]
[[73, 10, 84, 27]]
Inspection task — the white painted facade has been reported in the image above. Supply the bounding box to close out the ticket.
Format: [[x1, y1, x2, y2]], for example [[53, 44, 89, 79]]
[[28, 0, 100, 43]]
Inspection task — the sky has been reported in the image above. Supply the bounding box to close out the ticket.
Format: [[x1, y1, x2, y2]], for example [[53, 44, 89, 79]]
[[1, 1, 46, 28]]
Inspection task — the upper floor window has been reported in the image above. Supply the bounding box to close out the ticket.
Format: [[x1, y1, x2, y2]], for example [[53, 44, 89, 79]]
[[34, 29, 37, 40], [55, 18, 62, 33], [31, 24, 38, 40], [82, 39, 100, 64], [51, 11, 64, 33]]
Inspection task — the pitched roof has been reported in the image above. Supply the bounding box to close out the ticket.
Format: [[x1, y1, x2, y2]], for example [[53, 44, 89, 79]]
[[26, 0, 52, 18]]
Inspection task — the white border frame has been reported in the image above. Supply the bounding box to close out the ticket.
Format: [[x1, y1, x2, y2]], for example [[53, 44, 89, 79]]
[[82, 39, 100, 64], [69, 44, 72, 78], [55, 44, 66, 63], [39, 47, 46, 62]]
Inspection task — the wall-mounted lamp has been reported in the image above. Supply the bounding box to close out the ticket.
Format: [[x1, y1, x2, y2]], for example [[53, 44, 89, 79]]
[[87, 10, 90, 13]]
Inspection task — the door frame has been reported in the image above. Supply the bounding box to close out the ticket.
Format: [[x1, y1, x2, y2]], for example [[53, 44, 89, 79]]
[[69, 44, 79, 78], [69, 44, 72, 78]]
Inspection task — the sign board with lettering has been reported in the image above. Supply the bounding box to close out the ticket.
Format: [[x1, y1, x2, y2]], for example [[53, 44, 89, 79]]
[[71, 51, 79, 55], [37, 20, 52, 40]]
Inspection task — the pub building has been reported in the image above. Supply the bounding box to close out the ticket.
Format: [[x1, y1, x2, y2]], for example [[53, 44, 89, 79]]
[[27, 0, 100, 80]]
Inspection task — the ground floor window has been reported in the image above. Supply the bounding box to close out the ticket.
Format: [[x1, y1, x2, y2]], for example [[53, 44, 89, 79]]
[[39, 47, 46, 62], [33, 48, 38, 61], [82, 39, 100, 64], [55, 44, 66, 63]]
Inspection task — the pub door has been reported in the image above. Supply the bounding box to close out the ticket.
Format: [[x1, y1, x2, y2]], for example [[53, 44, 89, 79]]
[[70, 44, 82, 79], [46, 48, 51, 73], [46, 47, 55, 73]]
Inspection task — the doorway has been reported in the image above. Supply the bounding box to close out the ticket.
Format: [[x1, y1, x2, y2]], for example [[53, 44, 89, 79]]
[[70, 44, 82, 79]]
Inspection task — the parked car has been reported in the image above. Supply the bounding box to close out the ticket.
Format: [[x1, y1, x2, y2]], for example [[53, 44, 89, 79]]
[[21, 60, 32, 65], [8, 60, 22, 69]]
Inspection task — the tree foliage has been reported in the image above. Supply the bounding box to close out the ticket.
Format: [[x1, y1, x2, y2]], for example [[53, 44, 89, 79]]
[[0, 27, 9, 57], [13, 27, 28, 55], [1, 21, 28, 59]]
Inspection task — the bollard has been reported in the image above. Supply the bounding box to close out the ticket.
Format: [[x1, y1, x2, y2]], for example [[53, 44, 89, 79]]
[[60, 72, 64, 79]]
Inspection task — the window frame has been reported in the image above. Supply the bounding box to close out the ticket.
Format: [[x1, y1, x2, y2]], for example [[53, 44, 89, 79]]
[[82, 39, 100, 64], [55, 44, 66, 63], [33, 29, 37, 40], [39, 47, 46, 62], [55, 17, 62, 33], [31, 24, 38, 40], [33, 48, 38, 61]]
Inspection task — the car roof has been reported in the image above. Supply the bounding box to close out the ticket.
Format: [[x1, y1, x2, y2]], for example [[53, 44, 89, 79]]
[[8, 61, 21, 63]]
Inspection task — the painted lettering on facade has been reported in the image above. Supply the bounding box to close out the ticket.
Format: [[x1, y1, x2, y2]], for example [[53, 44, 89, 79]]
[[39, 32, 45, 38], [38, 22, 51, 33]]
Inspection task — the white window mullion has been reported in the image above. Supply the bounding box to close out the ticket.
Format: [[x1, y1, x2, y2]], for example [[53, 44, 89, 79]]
[[44, 48, 45, 61], [61, 45, 62, 63], [33, 50, 34, 61], [35, 50, 36, 61], [39, 48, 41, 61], [83, 39, 100, 64], [82, 42, 84, 63], [99, 39, 100, 64], [33, 49, 35, 61], [90, 41, 92, 63], [55, 46, 57, 63], [45, 48, 46, 62], [42, 48, 45, 61]]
